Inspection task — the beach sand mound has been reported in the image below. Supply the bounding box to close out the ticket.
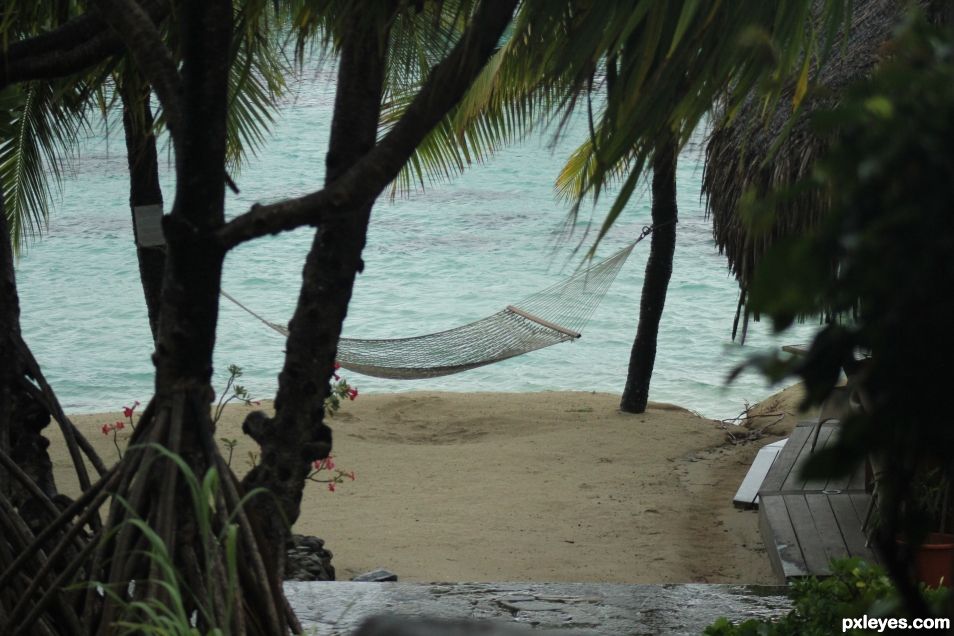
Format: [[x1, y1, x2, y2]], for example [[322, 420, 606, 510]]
[[59, 389, 807, 584]]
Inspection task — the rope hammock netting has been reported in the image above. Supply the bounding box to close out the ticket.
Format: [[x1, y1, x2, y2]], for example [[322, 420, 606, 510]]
[[222, 227, 654, 379]]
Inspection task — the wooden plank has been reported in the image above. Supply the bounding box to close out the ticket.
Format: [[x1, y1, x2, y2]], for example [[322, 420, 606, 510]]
[[760, 423, 813, 494], [506, 306, 581, 338], [819, 387, 852, 423], [850, 493, 875, 532], [805, 493, 853, 565], [847, 458, 868, 492], [822, 462, 855, 493], [760, 494, 809, 581], [783, 425, 834, 492], [801, 425, 837, 491], [784, 494, 833, 576], [733, 440, 787, 509], [797, 422, 866, 494], [830, 495, 877, 562], [808, 421, 836, 453]]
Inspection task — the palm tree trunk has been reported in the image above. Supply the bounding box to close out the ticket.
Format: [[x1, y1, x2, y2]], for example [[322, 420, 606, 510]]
[[120, 75, 165, 341], [620, 136, 678, 413]]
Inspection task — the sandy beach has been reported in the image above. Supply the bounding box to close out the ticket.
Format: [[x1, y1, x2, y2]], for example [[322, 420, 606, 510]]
[[57, 386, 808, 584]]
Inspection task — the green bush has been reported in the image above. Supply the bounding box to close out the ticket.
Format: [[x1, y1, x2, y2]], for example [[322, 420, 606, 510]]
[[705, 559, 950, 635]]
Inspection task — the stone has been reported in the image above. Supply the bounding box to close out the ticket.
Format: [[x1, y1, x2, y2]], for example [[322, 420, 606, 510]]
[[352, 569, 398, 582], [351, 615, 557, 635], [284, 534, 335, 581], [497, 599, 566, 613], [284, 581, 792, 635]]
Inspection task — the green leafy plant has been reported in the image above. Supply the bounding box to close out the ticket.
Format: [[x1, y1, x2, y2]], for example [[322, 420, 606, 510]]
[[874, 466, 954, 541], [705, 559, 950, 636], [212, 364, 259, 424], [87, 444, 267, 634], [100, 419, 127, 460], [736, 14, 954, 612], [100, 400, 141, 460], [245, 450, 259, 472], [324, 362, 358, 417], [909, 468, 954, 536], [220, 438, 239, 467], [306, 455, 356, 493]]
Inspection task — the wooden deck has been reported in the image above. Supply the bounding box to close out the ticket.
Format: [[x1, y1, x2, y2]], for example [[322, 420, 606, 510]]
[[758, 420, 880, 581]]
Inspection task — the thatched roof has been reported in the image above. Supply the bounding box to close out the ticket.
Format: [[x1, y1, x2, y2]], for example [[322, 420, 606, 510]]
[[702, 0, 921, 333]]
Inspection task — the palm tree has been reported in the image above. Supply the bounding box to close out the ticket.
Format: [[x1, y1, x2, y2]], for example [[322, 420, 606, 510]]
[[1, 1, 517, 632], [620, 135, 677, 413], [2, 1, 852, 418], [388, 0, 850, 411], [119, 71, 166, 337], [113, 10, 290, 339], [0, 1, 857, 632]]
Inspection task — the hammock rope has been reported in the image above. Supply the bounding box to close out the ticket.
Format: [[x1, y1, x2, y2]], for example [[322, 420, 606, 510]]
[[223, 226, 654, 379]]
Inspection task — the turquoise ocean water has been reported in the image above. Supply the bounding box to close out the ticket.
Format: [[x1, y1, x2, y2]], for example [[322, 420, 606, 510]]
[[14, 67, 815, 419]]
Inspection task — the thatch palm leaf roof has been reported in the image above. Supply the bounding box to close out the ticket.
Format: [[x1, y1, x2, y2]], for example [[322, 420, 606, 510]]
[[702, 0, 922, 335]]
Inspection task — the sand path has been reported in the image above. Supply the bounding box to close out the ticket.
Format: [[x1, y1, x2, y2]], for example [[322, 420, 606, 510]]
[[60, 387, 807, 584]]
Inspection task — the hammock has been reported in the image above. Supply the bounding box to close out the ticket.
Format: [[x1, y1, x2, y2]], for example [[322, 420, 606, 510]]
[[222, 229, 651, 380]]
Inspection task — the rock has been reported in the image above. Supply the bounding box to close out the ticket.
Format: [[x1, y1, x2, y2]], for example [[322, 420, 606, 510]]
[[285, 581, 793, 635], [352, 569, 398, 582], [284, 534, 335, 581], [497, 599, 566, 613], [352, 615, 551, 635]]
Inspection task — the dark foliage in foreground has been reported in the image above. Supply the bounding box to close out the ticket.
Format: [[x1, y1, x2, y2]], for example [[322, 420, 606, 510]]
[[743, 16, 954, 617]]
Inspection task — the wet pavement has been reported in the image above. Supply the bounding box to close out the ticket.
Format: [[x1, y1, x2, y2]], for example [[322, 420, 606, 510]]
[[285, 581, 791, 635]]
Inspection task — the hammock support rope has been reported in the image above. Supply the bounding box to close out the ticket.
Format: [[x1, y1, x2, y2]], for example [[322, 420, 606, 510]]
[[223, 227, 653, 379]]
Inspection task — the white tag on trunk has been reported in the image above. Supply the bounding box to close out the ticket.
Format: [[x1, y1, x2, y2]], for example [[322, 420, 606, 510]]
[[133, 204, 165, 247]]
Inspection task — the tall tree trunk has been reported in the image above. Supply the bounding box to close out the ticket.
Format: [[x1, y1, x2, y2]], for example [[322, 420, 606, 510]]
[[120, 73, 165, 341], [620, 136, 678, 413], [89, 2, 257, 632], [241, 10, 390, 575], [0, 194, 16, 491], [0, 193, 60, 523]]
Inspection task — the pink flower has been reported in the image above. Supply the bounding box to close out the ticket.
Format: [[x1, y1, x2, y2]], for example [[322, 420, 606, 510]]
[[313, 456, 335, 471], [122, 401, 140, 418], [328, 482, 336, 493], [101, 423, 111, 436], [334, 362, 341, 370], [115, 420, 125, 431], [347, 388, 358, 401]]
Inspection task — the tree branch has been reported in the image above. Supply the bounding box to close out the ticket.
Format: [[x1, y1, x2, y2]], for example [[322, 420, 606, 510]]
[[3, 12, 106, 63], [90, 0, 183, 141], [217, 0, 518, 250], [0, 0, 170, 89]]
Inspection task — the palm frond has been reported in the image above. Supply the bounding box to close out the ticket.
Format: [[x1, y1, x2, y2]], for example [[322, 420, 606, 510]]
[[509, 0, 849, 251], [383, 16, 574, 196], [225, 15, 291, 173], [383, 0, 850, 250], [0, 81, 87, 253]]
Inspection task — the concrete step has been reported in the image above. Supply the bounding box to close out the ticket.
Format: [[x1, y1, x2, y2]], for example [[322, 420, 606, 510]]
[[284, 581, 791, 635]]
